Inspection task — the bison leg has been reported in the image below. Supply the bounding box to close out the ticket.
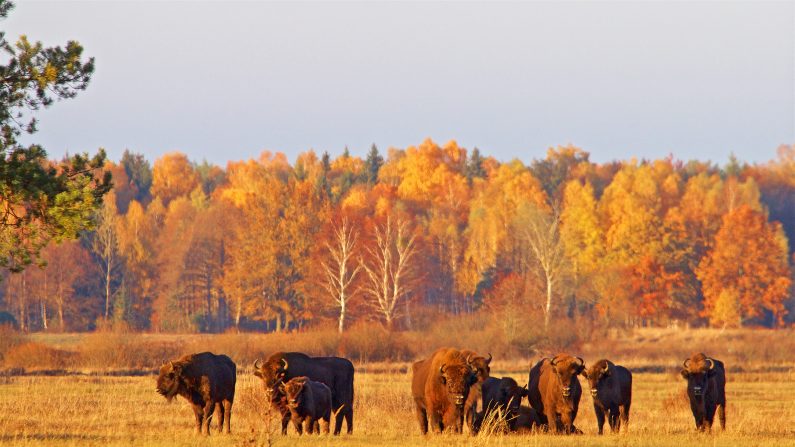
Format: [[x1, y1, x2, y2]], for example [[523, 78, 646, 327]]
[[201, 400, 215, 435], [331, 401, 344, 435], [717, 404, 725, 431], [414, 400, 429, 435], [215, 402, 225, 434], [619, 402, 630, 433], [344, 406, 353, 434], [429, 409, 444, 434], [280, 411, 291, 435], [192, 404, 204, 434], [594, 405, 606, 435], [609, 403, 621, 433], [223, 400, 233, 434]]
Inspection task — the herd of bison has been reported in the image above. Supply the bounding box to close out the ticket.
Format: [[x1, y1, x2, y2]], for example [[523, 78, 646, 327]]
[[155, 349, 727, 436]]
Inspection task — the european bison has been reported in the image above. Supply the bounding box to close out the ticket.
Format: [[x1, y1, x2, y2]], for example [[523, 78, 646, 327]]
[[527, 354, 585, 434], [412, 348, 478, 434], [460, 349, 492, 433], [156, 352, 236, 435], [253, 352, 354, 435], [582, 359, 632, 434], [481, 376, 527, 431], [680, 353, 726, 431], [514, 405, 543, 433], [280, 376, 332, 435]]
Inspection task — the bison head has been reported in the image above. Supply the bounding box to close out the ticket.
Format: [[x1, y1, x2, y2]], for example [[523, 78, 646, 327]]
[[466, 352, 492, 384], [680, 353, 716, 399], [550, 355, 585, 398], [582, 359, 612, 398], [253, 354, 289, 389], [156, 360, 183, 402], [439, 362, 477, 407], [498, 378, 528, 416], [280, 376, 309, 410]]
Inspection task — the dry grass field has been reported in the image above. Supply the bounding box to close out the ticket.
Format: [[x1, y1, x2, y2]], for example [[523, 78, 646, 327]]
[[1, 367, 794, 447]]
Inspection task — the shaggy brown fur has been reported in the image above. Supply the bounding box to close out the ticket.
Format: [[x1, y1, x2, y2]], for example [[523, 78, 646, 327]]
[[527, 353, 585, 434], [411, 348, 477, 434], [680, 353, 726, 431], [582, 359, 632, 434], [156, 352, 236, 435], [281, 376, 332, 435]]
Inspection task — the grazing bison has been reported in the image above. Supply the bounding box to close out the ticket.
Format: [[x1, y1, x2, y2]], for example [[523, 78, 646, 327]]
[[481, 376, 527, 431], [680, 353, 726, 431], [156, 352, 236, 435], [253, 352, 354, 435], [582, 359, 632, 434], [280, 376, 332, 435], [460, 350, 492, 433], [527, 354, 585, 434], [412, 348, 478, 434]]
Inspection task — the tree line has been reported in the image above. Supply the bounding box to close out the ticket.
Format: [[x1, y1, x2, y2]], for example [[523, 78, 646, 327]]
[[2, 142, 794, 333]]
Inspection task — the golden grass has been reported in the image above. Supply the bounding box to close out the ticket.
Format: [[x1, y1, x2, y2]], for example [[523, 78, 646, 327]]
[[1, 368, 794, 446]]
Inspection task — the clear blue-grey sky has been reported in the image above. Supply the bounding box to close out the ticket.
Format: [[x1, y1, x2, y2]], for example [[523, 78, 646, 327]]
[[4, 1, 794, 166]]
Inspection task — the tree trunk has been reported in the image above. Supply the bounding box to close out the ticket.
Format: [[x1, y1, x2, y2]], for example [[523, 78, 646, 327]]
[[544, 274, 553, 331], [338, 299, 345, 334], [104, 262, 111, 320]]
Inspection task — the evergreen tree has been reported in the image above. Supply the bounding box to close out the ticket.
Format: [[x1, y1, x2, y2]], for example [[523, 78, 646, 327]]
[[363, 143, 383, 184], [465, 147, 486, 183], [0, 0, 110, 272], [121, 150, 152, 201]]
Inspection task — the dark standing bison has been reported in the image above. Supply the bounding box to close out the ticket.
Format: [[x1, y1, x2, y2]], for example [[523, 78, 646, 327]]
[[412, 348, 478, 434], [680, 353, 726, 431], [460, 349, 492, 433], [281, 376, 333, 435], [156, 352, 236, 435], [582, 359, 632, 434], [253, 352, 354, 435], [527, 354, 585, 434], [480, 376, 527, 431]]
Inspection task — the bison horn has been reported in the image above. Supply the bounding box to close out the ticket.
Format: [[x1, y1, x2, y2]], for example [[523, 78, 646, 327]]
[[707, 359, 715, 370], [683, 358, 691, 371], [576, 357, 585, 367], [440, 364, 447, 375], [603, 363, 609, 373], [466, 354, 473, 364], [550, 357, 558, 366], [168, 361, 174, 369], [254, 358, 262, 370], [486, 353, 493, 365], [281, 358, 289, 370]]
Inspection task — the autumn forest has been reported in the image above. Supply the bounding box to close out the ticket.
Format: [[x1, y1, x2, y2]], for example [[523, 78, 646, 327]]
[[2, 140, 794, 335]]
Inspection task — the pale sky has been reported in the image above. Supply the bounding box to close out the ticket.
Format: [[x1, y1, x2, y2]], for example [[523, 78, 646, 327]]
[[4, 1, 794, 166]]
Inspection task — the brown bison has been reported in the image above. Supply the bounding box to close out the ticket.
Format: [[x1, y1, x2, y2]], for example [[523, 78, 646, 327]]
[[156, 352, 236, 435], [480, 376, 527, 431], [460, 349, 492, 433], [412, 348, 478, 434], [253, 352, 354, 435], [527, 354, 585, 434], [280, 376, 333, 435], [680, 353, 726, 431], [582, 359, 632, 434]]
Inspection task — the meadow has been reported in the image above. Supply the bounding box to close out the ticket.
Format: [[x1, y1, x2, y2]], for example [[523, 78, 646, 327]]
[[1, 328, 794, 446]]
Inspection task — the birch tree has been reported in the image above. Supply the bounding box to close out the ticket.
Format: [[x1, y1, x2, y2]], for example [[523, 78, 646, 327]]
[[361, 216, 417, 330], [515, 203, 568, 331], [319, 218, 361, 333]]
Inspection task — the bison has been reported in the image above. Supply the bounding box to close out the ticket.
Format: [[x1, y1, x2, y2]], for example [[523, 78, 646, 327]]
[[480, 376, 527, 431], [460, 349, 492, 433], [280, 376, 333, 435], [156, 352, 236, 435], [253, 352, 354, 435], [680, 353, 726, 431], [514, 405, 543, 433], [412, 348, 478, 434], [527, 354, 585, 434], [582, 359, 632, 434]]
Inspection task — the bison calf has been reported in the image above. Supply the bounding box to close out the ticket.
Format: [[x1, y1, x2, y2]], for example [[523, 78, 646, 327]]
[[156, 352, 236, 435], [280, 376, 332, 435], [480, 376, 527, 431], [582, 359, 632, 434], [680, 353, 726, 432]]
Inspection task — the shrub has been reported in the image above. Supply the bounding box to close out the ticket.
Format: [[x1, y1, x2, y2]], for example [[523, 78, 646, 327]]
[[3, 342, 75, 370]]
